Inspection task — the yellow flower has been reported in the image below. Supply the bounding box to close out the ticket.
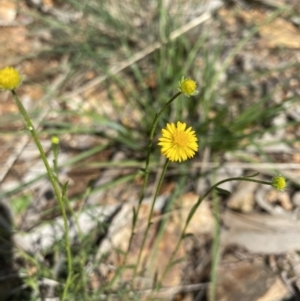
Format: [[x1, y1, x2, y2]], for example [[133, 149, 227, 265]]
[[158, 121, 198, 162], [271, 175, 287, 191], [0, 67, 22, 90], [178, 76, 198, 97]]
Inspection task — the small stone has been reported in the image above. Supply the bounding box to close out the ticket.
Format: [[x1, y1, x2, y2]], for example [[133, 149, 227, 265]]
[[227, 181, 258, 212], [266, 190, 293, 211]]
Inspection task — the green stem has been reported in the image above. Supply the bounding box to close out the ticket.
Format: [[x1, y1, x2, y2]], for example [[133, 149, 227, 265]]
[[209, 187, 220, 301], [11, 90, 72, 300], [148, 92, 181, 143], [133, 159, 169, 279], [109, 92, 181, 287], [159, 176, 272, 285]]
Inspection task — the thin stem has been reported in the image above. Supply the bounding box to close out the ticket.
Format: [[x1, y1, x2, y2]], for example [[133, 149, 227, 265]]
[[149, 92, 181, 142], [110, 92, 181, 286], [133, 159, 169, 279], [159, 176, 272, 285], [11, 90, 73, 300], [209, 188, 220, 301]]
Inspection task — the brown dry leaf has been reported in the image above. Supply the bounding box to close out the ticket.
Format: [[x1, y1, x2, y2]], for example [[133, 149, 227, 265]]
[[221, 211, 300, 253], [220, 8, 300, 48], [259, 17, 300, 49], [256, 277, 291, 301], [241, 10, 300, 48]]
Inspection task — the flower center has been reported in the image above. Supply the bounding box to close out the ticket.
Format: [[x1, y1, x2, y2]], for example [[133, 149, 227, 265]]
[[173, 131, 189, 147]]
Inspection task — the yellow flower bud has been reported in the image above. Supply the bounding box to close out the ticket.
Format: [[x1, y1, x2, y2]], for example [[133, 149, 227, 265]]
[[51, 136, 60, 144], [0, 67, 22, 90], [271, 175, 287, 191], [178, 76, 198, 97]]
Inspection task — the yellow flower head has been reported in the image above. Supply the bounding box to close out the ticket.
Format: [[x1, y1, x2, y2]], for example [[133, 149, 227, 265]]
[[271, 175, 287, 191], [158, 121, 198, 162], [178, 76, 198, 97], [0, 67, 22, 90]]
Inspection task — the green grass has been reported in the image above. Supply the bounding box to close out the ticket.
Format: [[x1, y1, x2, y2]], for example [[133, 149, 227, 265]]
[[1, 1, 298, 300]]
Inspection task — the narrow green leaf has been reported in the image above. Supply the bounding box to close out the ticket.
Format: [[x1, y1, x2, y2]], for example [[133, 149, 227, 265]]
[[215, 187, 231, 196], [245, 172, 260, 178]]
